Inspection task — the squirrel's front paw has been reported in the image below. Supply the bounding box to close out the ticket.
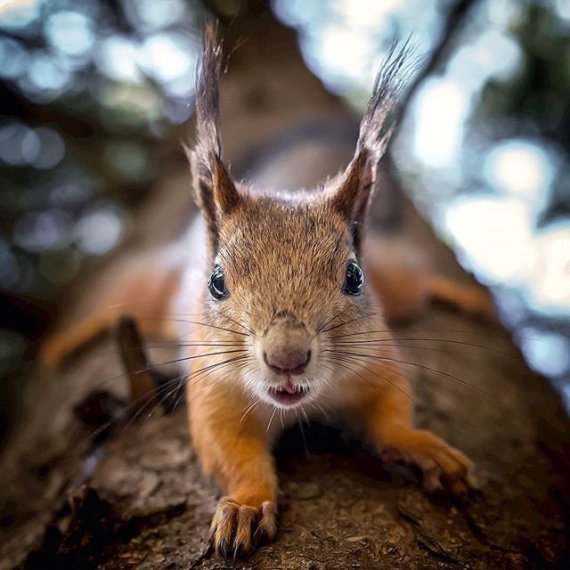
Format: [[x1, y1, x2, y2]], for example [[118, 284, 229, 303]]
[[210, 497, 277, 559], [382, 429, 477, 494]]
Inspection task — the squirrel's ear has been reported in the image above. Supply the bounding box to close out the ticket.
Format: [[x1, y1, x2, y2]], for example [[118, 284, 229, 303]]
[[331, 38, 415, 253], [187, 21, 241, 253]]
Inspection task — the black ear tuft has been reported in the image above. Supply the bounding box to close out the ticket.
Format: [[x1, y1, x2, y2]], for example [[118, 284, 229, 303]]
[[332, 37, 417, 252], [195, 20, 223, 161], [357, 36, 417, 160], [187, 21, 241, 254]]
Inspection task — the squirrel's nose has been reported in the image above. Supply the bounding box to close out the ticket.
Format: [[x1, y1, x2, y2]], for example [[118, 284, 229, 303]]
[[264, 348, 311, 375]]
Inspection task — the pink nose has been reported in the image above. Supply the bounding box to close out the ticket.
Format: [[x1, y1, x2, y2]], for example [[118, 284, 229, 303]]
[[264, 348, 311, 375]]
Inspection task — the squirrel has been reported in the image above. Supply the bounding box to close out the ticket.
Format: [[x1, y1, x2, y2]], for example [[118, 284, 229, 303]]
[[40, 23, 492, 559]]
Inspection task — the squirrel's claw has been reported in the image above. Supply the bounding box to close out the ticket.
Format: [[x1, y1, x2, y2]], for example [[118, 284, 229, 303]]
[[380, 429, 477, 495], [210, 497, 277, 559]]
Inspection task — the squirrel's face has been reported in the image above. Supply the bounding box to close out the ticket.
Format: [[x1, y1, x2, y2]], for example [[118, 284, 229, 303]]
[[204, 194, 376, 409], [189, 26, 405, 407]]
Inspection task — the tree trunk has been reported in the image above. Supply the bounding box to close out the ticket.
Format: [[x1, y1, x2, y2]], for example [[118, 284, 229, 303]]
[[1, 8, 569, 570]]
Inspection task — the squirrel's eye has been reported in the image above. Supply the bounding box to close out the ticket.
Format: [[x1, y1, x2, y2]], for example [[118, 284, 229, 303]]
[[342, 260, 364, 296], [208, 264, 228, 300]]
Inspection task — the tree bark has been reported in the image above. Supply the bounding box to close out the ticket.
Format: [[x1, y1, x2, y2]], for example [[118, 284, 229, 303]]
[[1, 7, 569, 570]]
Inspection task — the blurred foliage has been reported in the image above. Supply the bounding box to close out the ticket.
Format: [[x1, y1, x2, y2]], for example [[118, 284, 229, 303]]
[[478, 1, 570, 224], [0, 0, 208, 302]]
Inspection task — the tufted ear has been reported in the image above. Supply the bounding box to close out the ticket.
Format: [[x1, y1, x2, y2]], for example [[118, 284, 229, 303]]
[[187, 21, 241, 254], [331, 38, 415, 255]]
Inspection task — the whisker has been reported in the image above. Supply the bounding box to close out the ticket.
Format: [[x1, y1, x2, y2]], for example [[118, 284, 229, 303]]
[[130, 348, 248, 377], [187, 354, 252, 384], [147, 341, 245, 348], [170, 375, 189, 413], [327, 354, 416, 404], [135, 315, 249, 337], [295, 409, 309, 457], [266, 407, 278, 433], [330, 327, 507, 340], [240, 400, 260, 423], [315, 311, 351, 335], [320, 311, 378, 335], [333, 337, 517, 358], [223, 314, 256, 337], [124, 385, 173, 430], [327, 349, 500, 406], [310, 401, 331, 422]]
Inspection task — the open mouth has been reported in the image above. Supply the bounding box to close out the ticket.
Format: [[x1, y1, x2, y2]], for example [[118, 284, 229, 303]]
[[268, 379, 309, 406]]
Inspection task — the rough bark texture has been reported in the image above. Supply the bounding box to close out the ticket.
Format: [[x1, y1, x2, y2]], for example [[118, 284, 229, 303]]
[[1, 8, 569, 570]]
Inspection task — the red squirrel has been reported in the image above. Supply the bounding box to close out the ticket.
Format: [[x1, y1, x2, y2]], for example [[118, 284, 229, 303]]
[[41, 23, 489, 559]]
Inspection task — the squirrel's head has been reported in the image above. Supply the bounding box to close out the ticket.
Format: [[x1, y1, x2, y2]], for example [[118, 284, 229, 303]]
[[186, 23, 413, 409]]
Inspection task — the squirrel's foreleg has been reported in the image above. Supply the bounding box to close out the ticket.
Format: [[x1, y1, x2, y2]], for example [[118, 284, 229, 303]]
[[355, 360, 475, 494], [188, 378, 278, 558]]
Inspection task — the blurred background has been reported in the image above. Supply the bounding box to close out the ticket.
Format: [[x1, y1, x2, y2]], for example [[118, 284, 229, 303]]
[[0, 0, 568, 442]]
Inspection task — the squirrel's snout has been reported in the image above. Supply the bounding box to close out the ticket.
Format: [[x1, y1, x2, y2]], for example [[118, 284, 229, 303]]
[[264, 348, 311, 376], [263, 318, 312, 376]]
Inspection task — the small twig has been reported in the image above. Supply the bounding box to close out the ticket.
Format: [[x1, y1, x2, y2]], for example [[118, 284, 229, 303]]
[[117, 316, 159, 412]]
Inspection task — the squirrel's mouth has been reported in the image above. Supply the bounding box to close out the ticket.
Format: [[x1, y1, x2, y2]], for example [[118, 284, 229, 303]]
[[268, 379, 309, 406]]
